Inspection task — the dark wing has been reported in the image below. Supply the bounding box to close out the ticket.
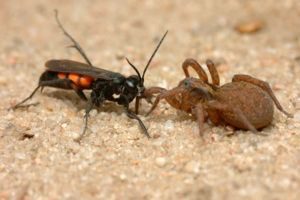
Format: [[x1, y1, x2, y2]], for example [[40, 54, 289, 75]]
[[45, 59, 123, 80]]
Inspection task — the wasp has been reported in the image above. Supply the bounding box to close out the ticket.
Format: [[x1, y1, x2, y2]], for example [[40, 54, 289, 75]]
[[12, 10, 168, 141]]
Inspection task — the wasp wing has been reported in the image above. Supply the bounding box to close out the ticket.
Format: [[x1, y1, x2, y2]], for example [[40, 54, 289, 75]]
[[45, 59, 123, 80]]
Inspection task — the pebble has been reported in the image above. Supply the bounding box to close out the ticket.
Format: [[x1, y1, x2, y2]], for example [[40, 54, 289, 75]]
[[119, 173, 127, 181], [0, 77, 7, 85], [164, 120, 174, 130], [235, 19, 264, 34], [89, 109, 98, 117], [155, 157, 167, 167], [15, 152, 26, 160], [61, 123, 68, 129], [293, 98, 300, 110], [293, 111, 300, 122], [105, 152, 117, 161], [184, 161, 200, 174]]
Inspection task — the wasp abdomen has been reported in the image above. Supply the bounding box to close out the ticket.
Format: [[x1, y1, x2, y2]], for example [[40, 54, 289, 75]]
[[57, 72, 94, 89], [39, 71, 94, 90]]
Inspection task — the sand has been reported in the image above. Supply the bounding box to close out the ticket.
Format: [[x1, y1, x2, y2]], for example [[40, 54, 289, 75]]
[[0, 0, 300, 199]]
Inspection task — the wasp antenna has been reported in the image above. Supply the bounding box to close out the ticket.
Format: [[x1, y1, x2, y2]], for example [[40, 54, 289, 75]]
[[54, 9, 68, 37], [142, 30, 168, 81], [54, 9, 93, 66], [125, 57, 142, 80]]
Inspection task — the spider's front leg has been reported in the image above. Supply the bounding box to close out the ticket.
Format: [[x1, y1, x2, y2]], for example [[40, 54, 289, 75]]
[[182, 58, 208, 82], [135, 87, 166, 114], [146, 87, 186, 116], [182, 59, 220, 86], [191, 103, 206, 137]]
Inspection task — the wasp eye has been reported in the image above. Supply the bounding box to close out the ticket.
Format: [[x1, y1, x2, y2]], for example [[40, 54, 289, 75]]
[[126, 80, 135, 88]]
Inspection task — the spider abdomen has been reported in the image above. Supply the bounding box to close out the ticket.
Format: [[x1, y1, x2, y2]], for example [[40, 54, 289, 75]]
[[216, 81, 274, 129]]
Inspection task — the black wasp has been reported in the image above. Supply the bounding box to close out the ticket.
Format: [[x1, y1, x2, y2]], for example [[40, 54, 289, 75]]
[[12, 10, 168, 141]]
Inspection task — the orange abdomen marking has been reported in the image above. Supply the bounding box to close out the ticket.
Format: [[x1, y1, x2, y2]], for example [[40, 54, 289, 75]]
[[57, 72, 94, 89], [57, 72, 67, 79], [68, 73, 80, 85], [79, 76, 94, 88]]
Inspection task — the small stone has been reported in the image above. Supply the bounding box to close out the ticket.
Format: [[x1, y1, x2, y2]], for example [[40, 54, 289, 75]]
[[0, 77, 7, 85], [119, 173, 127, 181], [115, 52, 124, 60], [277, 145, 288, 154], [217, 64, 230, 73], [89, 109, 98, 117], [293, 98, 300, 107], [164, 120, 174, 130], [184, 161, 200, 174], [61, 123, 68, 129], [235, 19, 264, 34], [105, 153, 117, 161], [273, 83, 284, 91], [287, 124, 294, 130], [294, 111, 300, 122], [155, 157, 167, 167], [152, 133, 161, 139], [15, 152, 26, 160]]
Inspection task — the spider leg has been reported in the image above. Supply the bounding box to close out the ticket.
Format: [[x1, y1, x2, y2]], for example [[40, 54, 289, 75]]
[[11, 86, 41, 109], [146, 87, 185, 116], [205, 100, 261, 134], [191, 103, 205, 137], [191, 102, 224, 138], [143, 86, 167, 98], [206, 59, 220, 86], [232, 74, 293, 118], [135, 87, 166, 114], [182, 58, 208, 83]]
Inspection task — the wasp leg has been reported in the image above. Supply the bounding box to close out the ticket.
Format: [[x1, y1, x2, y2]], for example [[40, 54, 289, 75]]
[[11, 86, 41, 109], [13, 78, 88, 110], [75, 87, 107, 142], [74, 90, 88, 101], [118, 95, 150, 138], [125, 106, 150, 138], [135, 97, 141, 115], [232, 74, 293, 118], [54, 10, 93, 66], [74, 98, 95, 143]]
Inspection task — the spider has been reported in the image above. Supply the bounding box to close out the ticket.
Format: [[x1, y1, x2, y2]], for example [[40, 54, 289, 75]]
[[144, 58, 293, 136]]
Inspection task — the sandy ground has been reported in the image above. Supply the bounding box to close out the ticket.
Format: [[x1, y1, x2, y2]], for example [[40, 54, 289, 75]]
[[0, 0, 300, 199]]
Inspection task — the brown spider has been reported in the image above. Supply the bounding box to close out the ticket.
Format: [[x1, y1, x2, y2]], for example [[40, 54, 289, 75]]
[[144, 58, 293, 136]]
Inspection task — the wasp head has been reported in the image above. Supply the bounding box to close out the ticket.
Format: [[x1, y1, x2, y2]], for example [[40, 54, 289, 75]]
[[124, 75, 144, 97], [125, 31, 168, 99]]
